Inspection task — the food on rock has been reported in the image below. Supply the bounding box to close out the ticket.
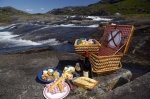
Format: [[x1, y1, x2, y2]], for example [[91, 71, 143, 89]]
[[42, 69, 60, 81], [78, 39, 94, 45], [48, 67, 75, 93], [72, 77, 98, 89]]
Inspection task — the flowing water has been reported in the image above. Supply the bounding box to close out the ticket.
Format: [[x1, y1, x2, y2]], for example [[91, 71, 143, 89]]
[[0, 23, 100, 53], [0, 16, 149, 79]]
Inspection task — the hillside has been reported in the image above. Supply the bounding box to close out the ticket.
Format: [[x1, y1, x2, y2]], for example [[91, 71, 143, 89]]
[[0, 0, 150, 24], [0, 6, 63, 24], [0, 6, 27, 14], [48, 0, 150, 15], [0, 6, 29, 23]]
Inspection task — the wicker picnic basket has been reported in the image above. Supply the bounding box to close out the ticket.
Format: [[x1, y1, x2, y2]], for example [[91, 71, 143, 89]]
[[89, 25, 135, 74], [89, 54, 123, 74], [74, 39, 101, 55]]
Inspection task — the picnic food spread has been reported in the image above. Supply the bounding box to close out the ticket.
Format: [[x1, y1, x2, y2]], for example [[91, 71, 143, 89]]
[[75, 63, 81, 72], [38, 41, 100, 98], [72, 77, 98, 89], [42, 69, 60, 81], [77, 39, 95, 45], [37, 25, 134, 99], [74, 38, 101, 56], [64, 66, 75, 74], [38, 65, 98, 99], [48, 72, 73, 91]]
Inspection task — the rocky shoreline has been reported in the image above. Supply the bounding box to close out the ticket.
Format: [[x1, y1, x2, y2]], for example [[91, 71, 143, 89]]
[[0, 49, 149, 99], [0, 17, 150, 99]]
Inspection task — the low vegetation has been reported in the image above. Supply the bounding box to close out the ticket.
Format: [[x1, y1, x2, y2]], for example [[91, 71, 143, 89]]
[[0, 0, 150, 24]]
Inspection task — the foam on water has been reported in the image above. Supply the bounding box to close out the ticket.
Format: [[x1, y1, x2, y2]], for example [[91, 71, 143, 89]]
[[0, 31, 40, 46], [86, 16, 112, 21], [0, 27, 5, 30], [0, 31, 60, 47], [0, 24, 16, 30], [52, 24, 99, 28], [38, 38, 61, 45], [53, 24, 75, 27], [30, 26, 50, 33], [86, 24, 99, 28]]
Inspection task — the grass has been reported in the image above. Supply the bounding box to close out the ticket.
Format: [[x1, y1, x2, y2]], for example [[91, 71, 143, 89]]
[[0, 7, 28, 23], [0, 0, 150, 24], [50, 0, 150, 16], [122, 14, 150, 20], [89, 0, 150, 15]]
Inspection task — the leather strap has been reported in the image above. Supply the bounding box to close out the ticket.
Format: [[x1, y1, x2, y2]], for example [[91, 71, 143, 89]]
[[108, 30, 121, 48]]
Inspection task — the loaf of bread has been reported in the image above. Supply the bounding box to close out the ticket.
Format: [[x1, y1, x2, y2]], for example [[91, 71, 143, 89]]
[[53, 71, 60, 79], [72, 77, 98, 89], [48, 76, 65, 92], [58, 81, 64, 92]]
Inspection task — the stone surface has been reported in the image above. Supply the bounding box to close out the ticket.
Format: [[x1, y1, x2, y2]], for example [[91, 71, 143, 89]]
[[93, 69, 132, 91], [0, 51, 80, 99], [67, 68, 132, 99], [0, 51, 133, 99], [99, 72, 150, 99]]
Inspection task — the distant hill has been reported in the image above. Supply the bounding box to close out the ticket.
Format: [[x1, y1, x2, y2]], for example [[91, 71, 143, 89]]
[[0, 6, 63, 24], [0, 6, 28, 14], [0, 6, 29, 23], [0, 0, 150, 24], [47, 0, 150, 15]]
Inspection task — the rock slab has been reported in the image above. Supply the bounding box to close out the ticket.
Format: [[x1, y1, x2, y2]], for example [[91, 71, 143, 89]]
[[99, 72, 150, 99], [0, 51, 132, 99]]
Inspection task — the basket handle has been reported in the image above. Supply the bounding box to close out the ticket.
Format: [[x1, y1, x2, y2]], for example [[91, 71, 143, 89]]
[[113, 43, 126, 55]]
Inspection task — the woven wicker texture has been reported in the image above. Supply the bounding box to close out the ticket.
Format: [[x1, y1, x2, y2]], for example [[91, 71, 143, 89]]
[[74, 39, 101, 56], [90, 25, 134, 74], [102, 25, 134, 54]]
